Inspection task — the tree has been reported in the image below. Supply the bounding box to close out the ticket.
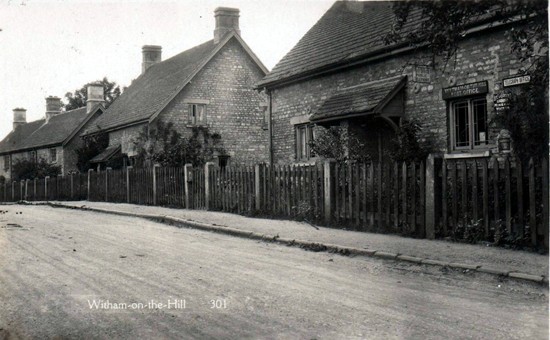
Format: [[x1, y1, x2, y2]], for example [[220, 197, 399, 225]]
[[385, 0, 548, 161], [75, 133, 110, 172], [63, 77, 122, 111], [11, 158, 61, 181], [133, 121, 225, 167]]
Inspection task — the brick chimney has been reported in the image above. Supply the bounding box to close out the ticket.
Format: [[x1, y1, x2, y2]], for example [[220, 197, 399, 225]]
[[45, 96, 62, 121], [142, 45, 162, 74], [12, 108, 26, 131], [86, 84, 105, 113], [214, 7, 240, 44]]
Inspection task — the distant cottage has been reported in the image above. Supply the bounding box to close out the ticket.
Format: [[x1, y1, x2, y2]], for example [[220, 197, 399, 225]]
[[0, 86, 105, 180], [257, 1, 545, 164], [82, 7, 269, 167]]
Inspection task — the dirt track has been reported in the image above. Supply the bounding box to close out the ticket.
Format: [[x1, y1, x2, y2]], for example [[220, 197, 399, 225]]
[[0, 205, 547, 339]]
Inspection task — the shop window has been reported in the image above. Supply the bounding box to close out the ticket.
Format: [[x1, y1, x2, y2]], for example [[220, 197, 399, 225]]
[[188, 104, 206, 126], [295, 124, 315, 161], [450, 97, 488, 151]]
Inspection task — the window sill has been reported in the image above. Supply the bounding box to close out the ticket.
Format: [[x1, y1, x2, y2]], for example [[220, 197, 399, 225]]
[[444, 150, 490, 159]]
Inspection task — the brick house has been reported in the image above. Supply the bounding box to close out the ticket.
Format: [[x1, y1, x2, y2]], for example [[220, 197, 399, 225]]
[[0, 86, 105, 180], [256, 1, 544, 164], [82, 7, 269, 167]]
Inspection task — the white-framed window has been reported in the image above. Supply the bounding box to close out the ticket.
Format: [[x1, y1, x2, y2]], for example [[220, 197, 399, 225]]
[[49, 148, 57, 163], [295, 124, 315, 161], [3, 155, 9, 170], [450, 97, 488, 151], [188, 104, 206, 126]]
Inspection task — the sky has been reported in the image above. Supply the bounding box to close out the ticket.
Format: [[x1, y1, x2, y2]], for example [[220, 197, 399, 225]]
[[0, 0, 334, 140]]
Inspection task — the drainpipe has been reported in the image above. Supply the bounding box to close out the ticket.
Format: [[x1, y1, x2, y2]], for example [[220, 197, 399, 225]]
[[267, 89, 273, 166]]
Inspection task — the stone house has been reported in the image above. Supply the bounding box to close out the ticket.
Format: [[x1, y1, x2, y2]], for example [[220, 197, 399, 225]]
[[82, 7, 269, 167], [0, 85, 105, 180], [256, 1, 543, 164]]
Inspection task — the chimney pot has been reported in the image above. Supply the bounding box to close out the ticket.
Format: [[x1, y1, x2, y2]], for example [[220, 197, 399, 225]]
[[12, 108, 27, 131], [214, 7, 240, 44], [45, 96, 62, 121], [86, 84, 105, 113], [142, 45, 162, 74]]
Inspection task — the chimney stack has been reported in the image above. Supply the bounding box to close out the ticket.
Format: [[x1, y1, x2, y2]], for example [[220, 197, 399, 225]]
[[142, 45, 162, 74], [214, 7, 240, 44], [45, 96, 62, 121], [86, 84, 105, 113], [12, 108, 26, 131]]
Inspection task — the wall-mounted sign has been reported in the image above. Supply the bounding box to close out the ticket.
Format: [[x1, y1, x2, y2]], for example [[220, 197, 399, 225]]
[[442, 80, 488, 100], [503, 75, 530, 87], [494, 92, 512, 113], [414, 65, 431, 83]]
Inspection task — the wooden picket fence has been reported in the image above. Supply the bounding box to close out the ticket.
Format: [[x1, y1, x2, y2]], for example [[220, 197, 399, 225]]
[[439, 158, 549, 245], [0, 155, 548, 248]]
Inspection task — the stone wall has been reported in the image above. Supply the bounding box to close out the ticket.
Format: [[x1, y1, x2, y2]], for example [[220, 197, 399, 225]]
[[269, 25, 530, 164], [158, 38, 269, 165]]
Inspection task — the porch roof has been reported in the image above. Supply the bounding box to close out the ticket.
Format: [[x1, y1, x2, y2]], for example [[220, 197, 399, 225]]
[[89, 145, 121, 164], [310, 75, 406, 124]]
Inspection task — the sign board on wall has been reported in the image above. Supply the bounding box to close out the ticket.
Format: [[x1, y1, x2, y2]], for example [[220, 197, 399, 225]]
[[494, 92, 512, 113], [414, 65, 431, 83], [442, 81, 488, 100], [503, 75, 530, 87]]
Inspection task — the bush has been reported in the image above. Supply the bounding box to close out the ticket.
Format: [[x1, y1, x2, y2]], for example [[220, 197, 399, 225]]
[[389, 120, 433, 162], [11, 158, 61, 181]]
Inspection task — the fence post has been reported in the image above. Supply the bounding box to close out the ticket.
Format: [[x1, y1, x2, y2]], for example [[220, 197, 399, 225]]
[[184, 163, 193, 209], [105, 167, 111, 202], [45, 176, 49, 200], [19, 180, 23, 201], [324, 159, 335, 224], [70, 173, 74, 199], [152, 164, 159, 205], [25, 179, 29, 200], [34, 178, 37, 201], [255, 164, 262, 211], [425, 154, 441, 239], [87, 169, 93, 201], [204, 162, 215, 210], [126, 166, 132, 203]]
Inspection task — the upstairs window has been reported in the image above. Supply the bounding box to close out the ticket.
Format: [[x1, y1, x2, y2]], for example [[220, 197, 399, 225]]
[[450, 97, 488, 151], [188, 104, 206, 126], [49, 148, 57, 163], [296, 124, 315, 161]]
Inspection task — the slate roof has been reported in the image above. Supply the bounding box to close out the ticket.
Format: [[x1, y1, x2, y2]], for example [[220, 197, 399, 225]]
[[0, 107, 92, 155], [83, 40, 220, 135], [310, 75, 405, 123]]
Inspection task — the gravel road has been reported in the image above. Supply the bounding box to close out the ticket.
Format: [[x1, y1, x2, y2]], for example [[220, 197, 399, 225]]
[[0, 205, 547, 339]]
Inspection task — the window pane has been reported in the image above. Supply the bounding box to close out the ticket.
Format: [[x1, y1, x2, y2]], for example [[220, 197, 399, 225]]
[[473, 98, 487, 146], [454, 101, 470, 148]]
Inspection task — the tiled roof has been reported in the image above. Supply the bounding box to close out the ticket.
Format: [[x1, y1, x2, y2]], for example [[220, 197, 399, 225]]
[[83, 39, 220, 134], [89, 145, 121, 163], [0, 119, 45, 154], [23, 107, 89, 149], [310, 75, 405, 123], [0, 107, 92, 154], [258, 1, 416, 86]]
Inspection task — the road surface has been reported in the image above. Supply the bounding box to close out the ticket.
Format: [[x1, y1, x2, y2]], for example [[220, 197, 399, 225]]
[[0, 205, 547, 339]]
